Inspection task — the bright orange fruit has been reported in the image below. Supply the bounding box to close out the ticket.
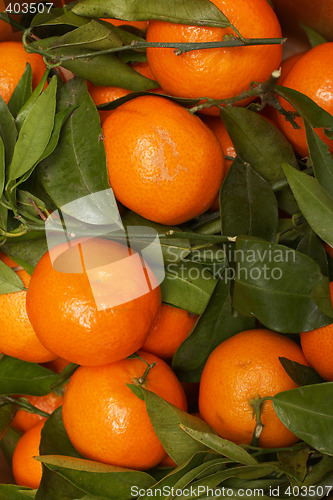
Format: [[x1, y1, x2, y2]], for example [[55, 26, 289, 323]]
[[12, 420, 44, 489]]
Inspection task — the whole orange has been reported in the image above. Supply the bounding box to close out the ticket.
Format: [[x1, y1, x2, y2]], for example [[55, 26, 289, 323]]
[[276, 42, 333, 157], [143, 304, 198, 359], [103, 95, 224, 225], [26, 238, 161, 366], [300, 282, 333, 381], [0, 252, 56, 363], [12, 391, 63, 433], [62, 351, 187, 470], [12, 420, 44, 489], [0, 41, 45, 103], [199, 329, 308, 448], [146, 0, 282, 106]]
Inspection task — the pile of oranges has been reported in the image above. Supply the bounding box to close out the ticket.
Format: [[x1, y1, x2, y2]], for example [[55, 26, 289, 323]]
[[0, 0, 333, 493]]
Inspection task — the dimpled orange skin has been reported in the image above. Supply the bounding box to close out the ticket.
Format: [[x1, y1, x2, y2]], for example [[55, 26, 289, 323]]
[[12, 391, 63, 433], [300, 282, 333, 381], [199, 329, 308, 448], [0, 42, 45, 103], [276, 43, 333, 157], [146, 0, 282, 104], [143, 304, 198, 359], [62, 351, 187, 470], [103, 95, 224, 225], [0, 252, 56, 363], [12, 420, 44, 489], [26, 238, 161, 366]]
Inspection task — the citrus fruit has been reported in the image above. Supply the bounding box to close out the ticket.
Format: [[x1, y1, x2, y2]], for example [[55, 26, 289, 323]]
[[0, 252, 56, 363], [103, 95, 224, 225], [143, 304, 198, 359], [300, 282, 333, 381], [276, 42, 333, 157], [43, 357, 71, 374], [62, 351, 187, 469], [0, 41, 45, 103], [12, 420, 44, 489], [12, 391, 63, 433], [199, 329, 308, 448], [26, 238, 161, 366], [146, 0, 282, 105]]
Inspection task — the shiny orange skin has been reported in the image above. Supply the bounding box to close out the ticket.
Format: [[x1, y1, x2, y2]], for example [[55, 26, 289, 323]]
[[26, 238, 161, 366], [0, 253, 56, 363], [300, 282, 333, 381], [62, 351, 187, 470], [276, 43, 333, 157], [12, 421, 44, 489], [199, 329, 308, 448], [0, 42, 45, 103], [146, 0, 282, 105], [103, 95, 224, 225], [143, 304, 198, 359], [12, 392, 63, 433], [102, 19, 149, 30]]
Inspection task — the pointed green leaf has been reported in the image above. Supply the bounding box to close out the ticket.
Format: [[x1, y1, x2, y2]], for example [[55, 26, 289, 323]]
[[0, 403, 16, 439], [0, 136, 5, 196], [305, 119, 333, 199], [0, 96, 17, 167], [279, 357, 324, 386], [1, 237, 48, 274], [31, 8, 90, 28], [0, 260, 24, 294], [0, 485, 35, 499], [300, 24, 327, 48], [8, 63, 33, 119], [296, 229, 328, 276], [15, 70, 50, 132]]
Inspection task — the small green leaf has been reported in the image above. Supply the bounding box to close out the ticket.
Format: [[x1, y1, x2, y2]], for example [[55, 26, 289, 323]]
[[273, 383, 333, 455], [31, 8, 90, 28], [15, 70, 50, 132], [0, 426, 21, 465], [72, 0, 231, 28], [0, 485, 35, 499], [8, 77, 57, 182], [0, 260, 24, 294], [0, 96, 17, 167], [278, 446, 311, 482], [282, 162, 333, 247], [279, 357, 325, 386], [0, 136, 5, 196], [300, 24, 327, 48], [7, 63, 33, 119], [296, 229, 329, 276], [0, 403, 16, 439], [1, 237, 48, 274], [305, 119, 333, 199]]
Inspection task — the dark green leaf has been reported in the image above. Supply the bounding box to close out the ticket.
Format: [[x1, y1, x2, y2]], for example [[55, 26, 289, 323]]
[[72, 0, 231, 28], [282, 162, 333, 247], [275, 184, 300, 216], [1, 237, 48, 274], [15, 70, 50, 132], [219, 107, 298, 182], [8, 77, 57, 182], [278, 446, 311, 482], [273, 383, 333, 455], [300, 24, 327, 48], [0, 403, 16, 438], [0, 96, 17, 167], [0, 427, 21, 465], [0, 356, 59, 396], [0, 260, 24, 294], [98, 89, 199, 110], [161, 261, 217, 314], [296, 229, 329, 276], [31, 8, 90, 28], [7, 63, 33, 119], [0, 136, 5, 196], [279, 357, 325, 386], [173, 279, 255, 382], [37, 78, 110, 207], [0, 203, 8, 233], [305, 119, 333, 199], [0, 485, 35, 499], [233, 236, 333, 333], [220, 158, 278, 242], [17, 190, 46, 219]]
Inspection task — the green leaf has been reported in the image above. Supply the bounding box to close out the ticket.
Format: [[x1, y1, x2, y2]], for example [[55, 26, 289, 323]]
[[282, 162, 333, 247], [278, 446, 311, 482], [128, 385, 213, 465], [300, 24, 327, 48], [0, 136, 5, 196], [305, 120, 333, 199], [0, 356, 60, 396], [37, 78, 110, 208], [219, 107, 298, 182], [220, 158, 278, 242], [273, 383, 333, 455], [31, 8, 90, 28], [0, 96, 17, 167], [178, 425, 257, 466], [0, 403, 16, 438], [172, 279, 255, 382], [72, 0, 232, 28], [296, 229, 329, 276], [0, 485, 36, 499], [0, 426, 21, 465], [16, 190, 46, 219], [279, 357, 325, 386], [161, 261, 217, 315], [7, 63, 33, 119], [0, 260, 24, 293], [1, 237, 48, 274], [233, 236, 333, 333], [15, 70, 50, 132], [8, 77, 57, 182]]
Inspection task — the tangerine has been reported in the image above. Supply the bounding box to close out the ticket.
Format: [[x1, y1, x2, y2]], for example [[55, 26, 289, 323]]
[[12, 391, 63, 433], [12, 420, 44, 489]]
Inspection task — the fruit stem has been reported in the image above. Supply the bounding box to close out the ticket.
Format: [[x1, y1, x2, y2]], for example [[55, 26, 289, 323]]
[[249, 395, 272, 447], [0, 396, 50, 418], [133, 354, 157, 386], [0, 13, 26, 32]]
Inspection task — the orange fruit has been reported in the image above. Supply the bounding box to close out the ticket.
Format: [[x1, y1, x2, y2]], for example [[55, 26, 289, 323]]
[[43, 357, 71, 374], [300, 282, 333, 381], [103, 95, 224, 225], [143, 304, 198, 359], [12, 391, 63, 433], [199, 329, 308, 448], [103, 19, 149, 31], [12, 420, 44, 489], [0, 41, 45, 103], [62, 351, 187, 470], [26, 238, 161, 366], [276, 42, 333, 157], [0, 252, 56, 363], [146, 0, 282, 107]]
